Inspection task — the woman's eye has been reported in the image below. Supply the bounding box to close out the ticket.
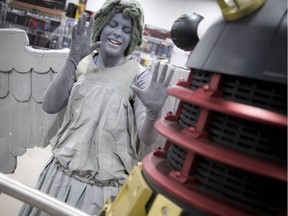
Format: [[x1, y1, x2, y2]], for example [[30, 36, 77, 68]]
[[123, 27, 132, 34], [109, 21, 117, 27]]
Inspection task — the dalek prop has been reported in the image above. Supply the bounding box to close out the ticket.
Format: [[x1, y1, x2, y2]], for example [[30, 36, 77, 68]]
[[99, 0, 287, 215]]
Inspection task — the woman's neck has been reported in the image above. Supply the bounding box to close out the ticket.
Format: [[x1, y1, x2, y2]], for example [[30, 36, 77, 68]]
[[95, 52, 125, 68]]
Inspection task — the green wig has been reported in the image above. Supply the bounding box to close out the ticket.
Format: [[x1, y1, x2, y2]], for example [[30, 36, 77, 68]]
[[91, 0, 144, 56]]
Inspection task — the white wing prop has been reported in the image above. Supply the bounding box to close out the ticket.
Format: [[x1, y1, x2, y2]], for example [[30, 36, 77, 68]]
[[0, 28, 69, 173]]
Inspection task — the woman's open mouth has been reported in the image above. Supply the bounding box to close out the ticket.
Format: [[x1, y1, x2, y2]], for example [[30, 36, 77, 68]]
[[108, 38, 122, 45]]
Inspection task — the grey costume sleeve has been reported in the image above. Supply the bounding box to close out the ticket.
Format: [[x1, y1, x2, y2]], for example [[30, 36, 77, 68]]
[[42, 57, 77, 114], [132, 69, 161, 145]]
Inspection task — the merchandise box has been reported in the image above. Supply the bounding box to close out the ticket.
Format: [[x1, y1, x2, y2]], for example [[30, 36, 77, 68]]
[[16, 0, 66, 10]]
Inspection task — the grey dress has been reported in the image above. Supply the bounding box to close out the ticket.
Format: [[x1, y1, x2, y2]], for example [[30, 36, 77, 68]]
[[19, 54, 152, 215]]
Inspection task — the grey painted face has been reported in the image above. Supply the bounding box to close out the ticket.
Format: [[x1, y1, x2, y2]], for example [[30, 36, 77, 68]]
[[99, 13, 132, 58]]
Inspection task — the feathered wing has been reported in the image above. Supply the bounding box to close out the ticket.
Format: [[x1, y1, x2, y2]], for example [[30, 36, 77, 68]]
[[0, 28, 69, 173]]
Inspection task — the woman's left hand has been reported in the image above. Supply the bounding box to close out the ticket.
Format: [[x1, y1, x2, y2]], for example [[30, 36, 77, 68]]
[[131, 61, 174, 120]]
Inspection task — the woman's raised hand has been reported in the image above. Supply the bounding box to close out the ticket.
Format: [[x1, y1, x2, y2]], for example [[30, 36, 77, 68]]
[[131, 61, 175, 120], [69, 13, 101, 65]]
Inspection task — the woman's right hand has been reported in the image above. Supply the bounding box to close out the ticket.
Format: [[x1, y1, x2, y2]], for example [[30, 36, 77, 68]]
[[69, 13, 101, 65]]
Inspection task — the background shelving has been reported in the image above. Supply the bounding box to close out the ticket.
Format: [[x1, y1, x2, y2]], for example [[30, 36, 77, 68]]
[[0, 1, 66, 49], [0, 1, 173, 66]]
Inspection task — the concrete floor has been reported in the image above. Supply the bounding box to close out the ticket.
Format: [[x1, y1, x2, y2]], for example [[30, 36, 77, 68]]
[[0, 146, 52, 216]]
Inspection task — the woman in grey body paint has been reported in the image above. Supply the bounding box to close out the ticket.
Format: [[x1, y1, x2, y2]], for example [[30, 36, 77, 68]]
[[19, 0, 174, 215]]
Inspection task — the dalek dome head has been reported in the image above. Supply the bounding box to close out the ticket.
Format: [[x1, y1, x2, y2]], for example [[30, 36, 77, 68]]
[[186, 0, 287, 85], [171, 13, 204, 51]]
